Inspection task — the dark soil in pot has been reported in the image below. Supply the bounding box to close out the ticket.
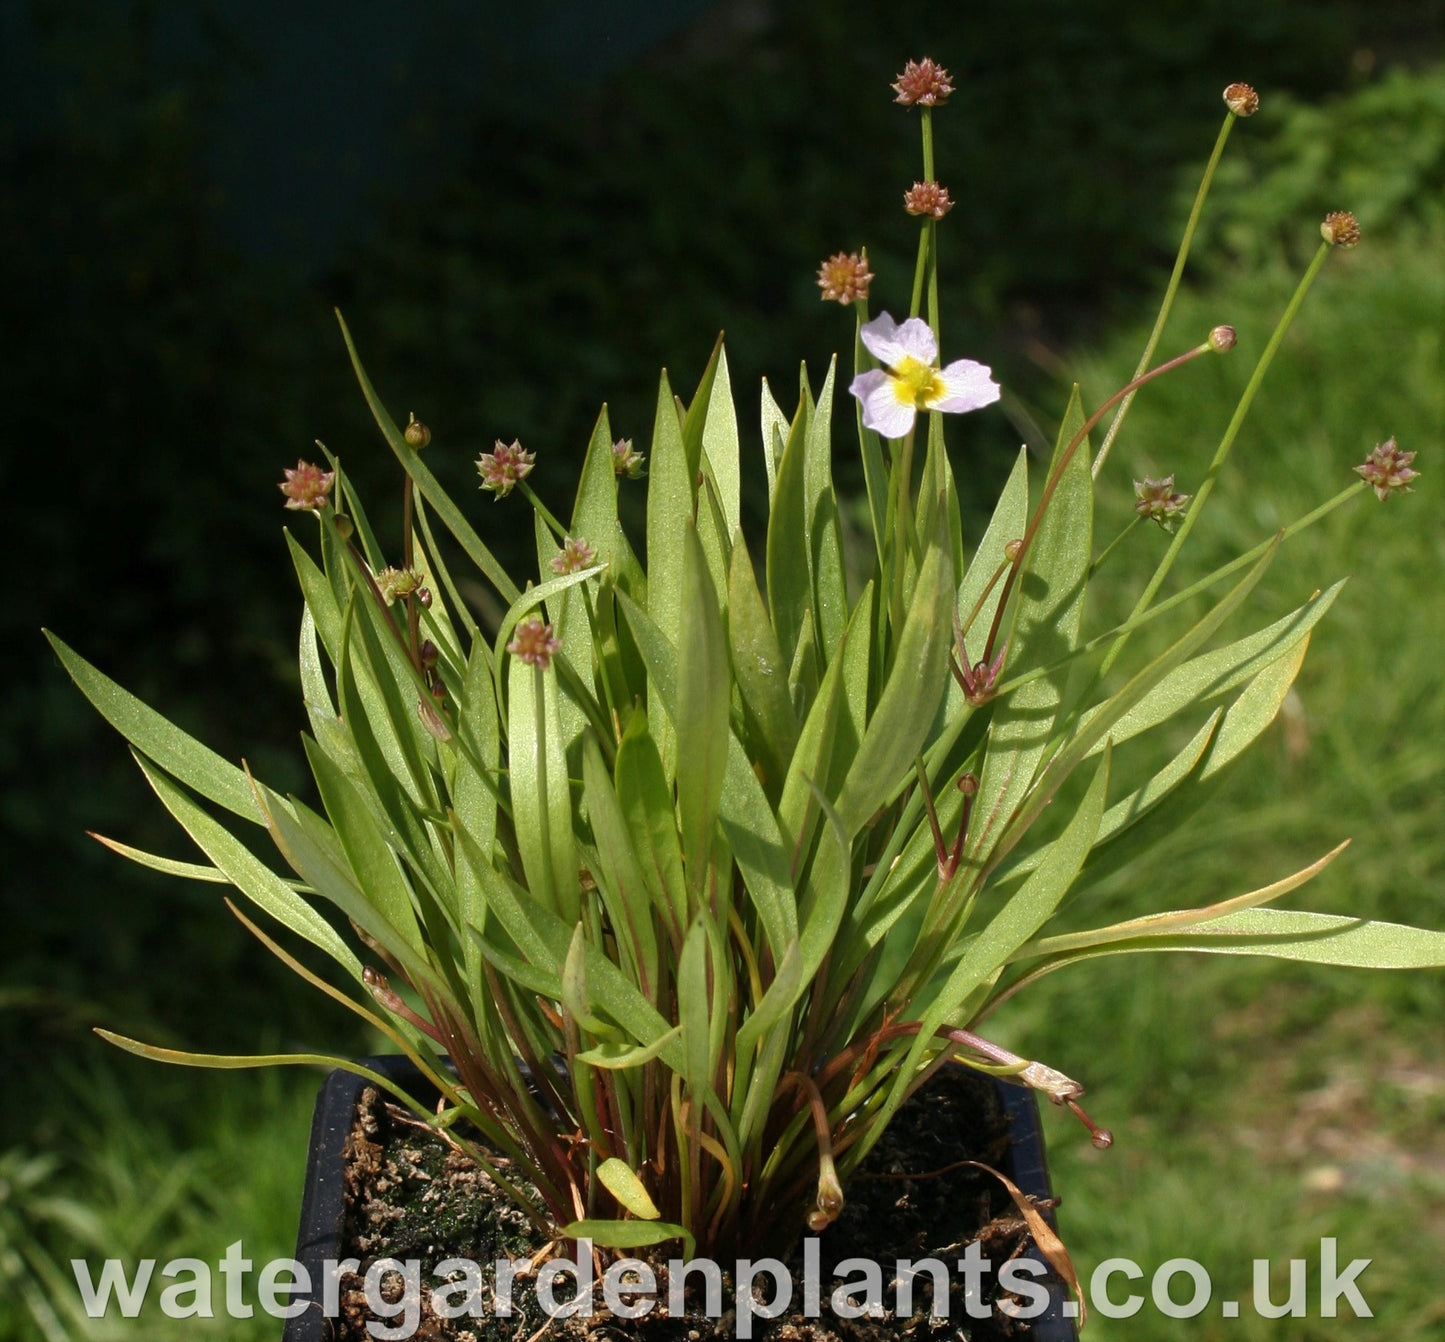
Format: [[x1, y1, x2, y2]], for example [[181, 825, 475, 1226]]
[[287, 1063, 1078, 1342]]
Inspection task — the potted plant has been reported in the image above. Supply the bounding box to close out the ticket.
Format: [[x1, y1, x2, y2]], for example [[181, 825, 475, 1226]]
[[48, 60, 1443, 1338]]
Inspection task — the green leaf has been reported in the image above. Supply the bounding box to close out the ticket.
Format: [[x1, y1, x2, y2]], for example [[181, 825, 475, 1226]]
[[581, 733, 659, 997], [576, 1025, 683, 1070], [299, 606, 337, 744], [937, 743, 1109, 1023], [453, 640, 502, 956], [571, 405, 645, 597], [129, 754, 360, 978], [1031, 908, 1445, 971], [804, 357, 848, 662], [869, 746, 1111, 1153], [596, 1158, 662, 1220], [989, 539, 1279, 877], [949, 447, 1029, 717], [676, 522, 731, 897], [833, 530, 955, 838], [701, 344, 741, 539], [45, 632, 259, 824], [766, 388, 813, 667], [845, 312, 890, 551], [303, 736, 427, 956], [727, 534, 799, 802], [507, 654, 579, 923], [760, 378, 787, 504], [1019, 841, 1351, 964], [561, 1220, 695, 1259], [1078, 581, 1344, 757], [644, 369, 693, 772], [1059, 636, 1314, 895], [255, 780, 437, 990], [777, 624, 848, 852], [970, 393, 1092, 864], [616, 591, 797, 959], [287, 531, 344, 669], [562, 924, 610, 1034], [614, 708, 687, 944], [336, 311, 520, 604], [678, 915, 713, 1097], [733, 940, 803, 1059]]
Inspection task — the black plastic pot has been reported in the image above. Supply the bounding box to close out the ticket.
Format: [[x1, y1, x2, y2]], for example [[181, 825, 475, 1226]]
[[282, 1058, 1079, 1341]]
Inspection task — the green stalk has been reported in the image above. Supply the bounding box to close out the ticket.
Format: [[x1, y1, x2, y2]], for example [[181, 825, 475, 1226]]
[[994, 480, 1368, 700], [1089, 515, 1142, 578], [519, 480, 568, 542], [981, 339, 1214, 667], [1099, 241, 1335, 680], [1093, 109, 1238, 478]]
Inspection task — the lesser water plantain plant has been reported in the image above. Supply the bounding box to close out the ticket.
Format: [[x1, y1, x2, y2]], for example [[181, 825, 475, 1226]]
[[47, 64, 1444, 1269]]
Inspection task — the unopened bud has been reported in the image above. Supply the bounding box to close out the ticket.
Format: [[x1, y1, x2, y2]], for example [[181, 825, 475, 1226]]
[[1003, 538, 1024, 563], [1208, 325, 1236, 353], [957, 773, 979, 797], [1223, 82, 1259, 116], [333, 514, 354, 541], [1321, 211, 1361, 248], [404, 415, 431, 449]]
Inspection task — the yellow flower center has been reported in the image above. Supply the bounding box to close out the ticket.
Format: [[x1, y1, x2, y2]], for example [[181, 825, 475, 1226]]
[[890, 355, 945, 409]]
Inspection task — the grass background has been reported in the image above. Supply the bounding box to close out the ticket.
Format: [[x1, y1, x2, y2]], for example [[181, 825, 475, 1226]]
[[4, 2, 1442, 1337]]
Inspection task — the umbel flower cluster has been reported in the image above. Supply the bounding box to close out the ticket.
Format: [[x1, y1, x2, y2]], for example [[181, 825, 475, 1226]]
[[50, 59, 1440, 1302]]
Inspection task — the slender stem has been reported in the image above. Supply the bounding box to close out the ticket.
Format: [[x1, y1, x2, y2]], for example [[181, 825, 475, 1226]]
[[402, 482, 420, 661], [992, 480, 1368, 700], [908, 228, 929, 320], [981, 339, 1214, 666], [889, 426, 917, 637], [1098, 241, 1335, 681], [1089, 515, 1142, 578], [519, 481, 568, 541], [1093, 110, 1238, 478]]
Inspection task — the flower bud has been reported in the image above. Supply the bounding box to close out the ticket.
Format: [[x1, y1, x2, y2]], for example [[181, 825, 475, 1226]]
[[1354, 436, 1418, 501], [1320, 211, 1361, 248], [404, 415, 431, 449], [893, 57, 953, 107], [333, 514, 354, 541], [279, 460, 335, 511], [550, 535, 597, 576], [477, 439, 535, 498], [903, 181, 953, 219], [1134, 476, 1191, 531], [1208, 325, 1236, 353], [611, 438, 646, 479], [1003, 538, 1024, 564], [1223, 82, 1259, 116], [506, 616, 562, 670], [816, 248, 874, 305]]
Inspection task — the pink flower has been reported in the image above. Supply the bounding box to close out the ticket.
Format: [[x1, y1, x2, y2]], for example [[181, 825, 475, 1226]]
[[477, 439, 535, 498], [848, 313, 1000, 439], [506, 616, 562, 670], [279, 460, 335, 511], [549, 536, 597, 575]]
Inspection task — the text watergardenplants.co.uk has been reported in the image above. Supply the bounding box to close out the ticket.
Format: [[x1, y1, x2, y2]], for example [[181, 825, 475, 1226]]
[[70, 1236, 1374, 1338]]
